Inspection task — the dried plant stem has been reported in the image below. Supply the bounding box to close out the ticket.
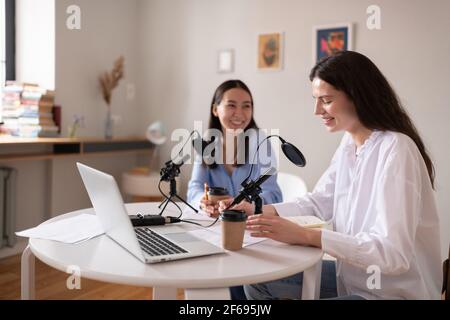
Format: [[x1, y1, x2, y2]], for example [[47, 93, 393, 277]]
[[99, 56, 125, 107]]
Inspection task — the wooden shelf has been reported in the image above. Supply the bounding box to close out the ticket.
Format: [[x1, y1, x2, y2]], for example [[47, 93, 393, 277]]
[[0, 135, 154, 161]]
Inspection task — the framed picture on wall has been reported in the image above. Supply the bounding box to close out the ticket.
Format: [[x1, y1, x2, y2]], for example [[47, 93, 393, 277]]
[[257, 32, 284, 71], [313, 23, 353, 63], [217, 49, 234, 73]]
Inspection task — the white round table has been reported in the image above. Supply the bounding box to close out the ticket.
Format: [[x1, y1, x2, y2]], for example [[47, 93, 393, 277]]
[[21, 203, 323, 300]]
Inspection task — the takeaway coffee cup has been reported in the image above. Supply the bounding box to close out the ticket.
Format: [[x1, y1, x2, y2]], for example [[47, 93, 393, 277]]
[[220, 210, 247, 251], [207, 187, 230, 204]]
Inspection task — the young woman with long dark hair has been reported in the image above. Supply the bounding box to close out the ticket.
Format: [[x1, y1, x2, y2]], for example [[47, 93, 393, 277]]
[[220, 52, 441, 299], [187, 79, 282, 300], [187, 79, 282, 217]]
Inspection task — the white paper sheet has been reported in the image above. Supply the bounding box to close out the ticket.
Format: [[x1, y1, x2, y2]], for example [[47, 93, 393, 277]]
[[188, 223, 267, 248], [181, 206, 217, 221], [16, 214, 105, 244]]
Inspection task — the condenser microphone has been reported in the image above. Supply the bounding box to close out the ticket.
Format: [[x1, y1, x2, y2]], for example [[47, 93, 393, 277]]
[[160, 154, 190, 181], [227, 134, 306, 214], [228, 167, 277, 208]]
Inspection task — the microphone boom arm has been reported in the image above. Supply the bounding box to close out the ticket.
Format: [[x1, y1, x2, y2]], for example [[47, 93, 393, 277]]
[[228, 134, 306, 215]]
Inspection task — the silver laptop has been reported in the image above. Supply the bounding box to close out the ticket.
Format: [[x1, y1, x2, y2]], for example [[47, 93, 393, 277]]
[[77, 162, 224, 263]]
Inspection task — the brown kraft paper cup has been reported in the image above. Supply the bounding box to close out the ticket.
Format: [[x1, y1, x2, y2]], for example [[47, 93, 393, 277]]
[[208, 194, 230, 204], [220, 210, 247, 251], [207, 187, 230, 204]]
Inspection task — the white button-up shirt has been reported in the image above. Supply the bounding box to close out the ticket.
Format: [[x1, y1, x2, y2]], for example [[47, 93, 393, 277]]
[[273, 131, 442, 299]]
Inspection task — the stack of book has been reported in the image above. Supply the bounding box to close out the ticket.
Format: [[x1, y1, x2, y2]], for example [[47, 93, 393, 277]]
[[1, 82, 22, 133], [1, 82, 60, 137]]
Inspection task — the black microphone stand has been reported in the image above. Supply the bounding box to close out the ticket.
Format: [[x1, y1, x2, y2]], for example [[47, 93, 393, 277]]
[[158, 158, 198, 216], [158, 178, 198, 215]]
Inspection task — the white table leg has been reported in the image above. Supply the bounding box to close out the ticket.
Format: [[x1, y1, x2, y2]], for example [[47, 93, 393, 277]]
[[185, 288, 230, 300], [153, 287, 177, 300], [21, 245, 35, 300], [301, 260, 322, 300]]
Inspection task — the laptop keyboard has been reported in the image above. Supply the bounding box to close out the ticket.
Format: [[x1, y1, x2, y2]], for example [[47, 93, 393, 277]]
[[135, 228, 188, 256]]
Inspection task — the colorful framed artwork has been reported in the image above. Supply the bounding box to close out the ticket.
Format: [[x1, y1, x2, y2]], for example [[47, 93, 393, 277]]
[[313, 23, 353, 63], [257, 32, 284, 71], [217, 49, 234, 73]]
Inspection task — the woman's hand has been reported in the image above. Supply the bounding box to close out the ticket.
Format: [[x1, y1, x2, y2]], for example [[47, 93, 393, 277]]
[[218, 200, 279, 217], [200, 196, 234, 218], [218, 198, 256, 216], [246, 215, 322, 248]]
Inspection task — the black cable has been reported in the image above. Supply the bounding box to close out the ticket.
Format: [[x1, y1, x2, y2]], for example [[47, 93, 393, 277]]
[[174, 130, 201, 160], [244, 135, 280, 185], [178, 217, 220, 228], [157, 179, 167, 200], [171, 199, 182, 217]]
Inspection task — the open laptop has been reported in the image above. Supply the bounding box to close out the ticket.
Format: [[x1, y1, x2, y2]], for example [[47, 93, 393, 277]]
[[77, 162, 224, 263]]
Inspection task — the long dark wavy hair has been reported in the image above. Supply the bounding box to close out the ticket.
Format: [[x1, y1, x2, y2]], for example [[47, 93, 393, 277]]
[[309, 51, 435, 188], [205, 80, 259, 169]]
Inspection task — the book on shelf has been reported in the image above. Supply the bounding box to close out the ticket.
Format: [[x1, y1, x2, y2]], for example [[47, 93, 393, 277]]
[[38, 99, 55, 108], [11, 124, 60, 138], [53, 105, 61, 133], [1, 82, 60, 137], [18, 118, 56, 126]]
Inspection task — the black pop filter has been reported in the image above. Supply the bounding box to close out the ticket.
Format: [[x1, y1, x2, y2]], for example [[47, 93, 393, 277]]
[[281, 140, 306, 167]]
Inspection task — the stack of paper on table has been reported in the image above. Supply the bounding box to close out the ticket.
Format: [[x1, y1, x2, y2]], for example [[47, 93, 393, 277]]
[[16, 214, 105, 244]]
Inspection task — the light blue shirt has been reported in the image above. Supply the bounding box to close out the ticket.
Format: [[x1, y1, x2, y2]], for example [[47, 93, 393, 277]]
[[187, 131, 283, 209], [187, 162, 282, 209]]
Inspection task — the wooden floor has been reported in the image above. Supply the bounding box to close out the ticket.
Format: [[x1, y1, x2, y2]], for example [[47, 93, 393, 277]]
[[0, 255, 185, 300]]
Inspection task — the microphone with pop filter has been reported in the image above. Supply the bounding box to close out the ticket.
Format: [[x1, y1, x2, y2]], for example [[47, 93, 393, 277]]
[[242, 135, 306, 186], [228, 134, 306, 214], [280, 137, 306, 167]]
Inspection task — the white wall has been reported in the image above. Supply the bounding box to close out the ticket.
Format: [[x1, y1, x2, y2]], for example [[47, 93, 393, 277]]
[[136, 0, 450, 259], [49, 0, 142, 217], [55, 0, 139, 138], [0, 0, 143, 259], [16, 0, 55, 89]]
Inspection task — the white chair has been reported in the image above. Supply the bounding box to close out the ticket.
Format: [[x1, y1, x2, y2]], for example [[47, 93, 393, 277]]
[[277, 172, 308, 202], [277, 172, 336, 263]]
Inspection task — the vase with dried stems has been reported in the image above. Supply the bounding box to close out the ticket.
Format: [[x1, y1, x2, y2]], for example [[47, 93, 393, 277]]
[[99, 56, 125, 139]]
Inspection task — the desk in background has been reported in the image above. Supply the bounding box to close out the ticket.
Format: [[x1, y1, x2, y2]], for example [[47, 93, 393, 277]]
[[0, 135, 153, 161], [0, 136, 154, 256]]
